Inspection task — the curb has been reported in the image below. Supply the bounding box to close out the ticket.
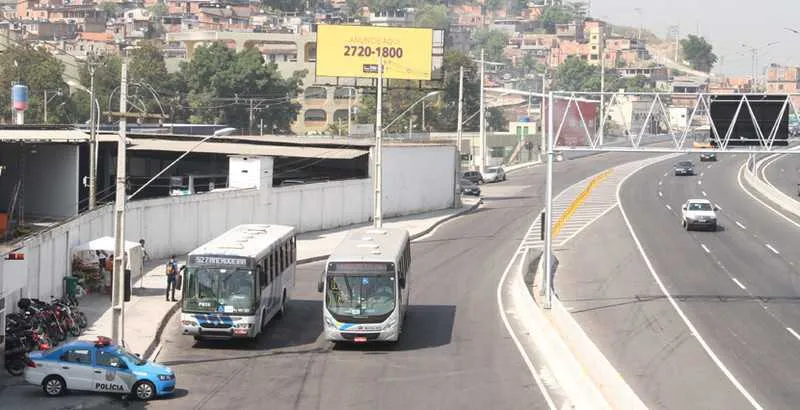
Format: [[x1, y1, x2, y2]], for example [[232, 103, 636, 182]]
[[143, 300, 182, 361], [296, 199, 483, 266]]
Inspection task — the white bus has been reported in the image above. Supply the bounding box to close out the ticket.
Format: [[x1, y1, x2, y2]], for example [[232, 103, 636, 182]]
[[317, 227, 411, 343], [180, 224, 296, 341]]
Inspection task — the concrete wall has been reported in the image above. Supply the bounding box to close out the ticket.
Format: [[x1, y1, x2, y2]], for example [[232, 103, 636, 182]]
[[1, 146, 455, 305], [25, 144, 79, 218], [381, 145, 456, 217]]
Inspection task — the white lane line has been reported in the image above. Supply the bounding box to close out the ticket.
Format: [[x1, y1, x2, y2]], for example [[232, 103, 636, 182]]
[[707, 164, 713, 168], [738, 162, 800, 230], [701, 244, 711, 253], [618, 165, 764, 410], [765, 244, 780, 255], [787, 328, 800, 342], [701, 191, 707, 197], [658, 180, 663, 186], [735, 221, 747, 230], [701, 172, 705, 177], [665, 204, 672, 211], [697, 180, 702, 185], [663, 172, 668, 177], [732, 278, 747, 290], [658, 191, 663, 197]]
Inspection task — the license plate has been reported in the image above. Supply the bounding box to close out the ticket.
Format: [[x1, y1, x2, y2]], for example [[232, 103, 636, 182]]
[[354, 336, 367, 343]]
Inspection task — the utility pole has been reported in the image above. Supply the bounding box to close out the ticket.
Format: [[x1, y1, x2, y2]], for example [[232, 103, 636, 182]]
[[599, 25, 606, 146], [540, 72, 546, 163], [347, 88, 353, 137], [374, 55, 384, 229], [88, 54, 98, 210], [111, 59, 128, 346], [248, 98, 254, 134], [43, 90, 48, 123], [479, 48, 486, 173]]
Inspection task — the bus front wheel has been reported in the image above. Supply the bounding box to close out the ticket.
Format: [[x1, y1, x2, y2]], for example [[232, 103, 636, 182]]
[[277, 290, 287, 319]]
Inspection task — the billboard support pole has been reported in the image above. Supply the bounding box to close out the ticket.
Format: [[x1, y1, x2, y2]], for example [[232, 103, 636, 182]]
[[374, 56, 384, 229], [543, 91, 555, 310], [479, 49, 486, 173], [457, 65, 464, 167]]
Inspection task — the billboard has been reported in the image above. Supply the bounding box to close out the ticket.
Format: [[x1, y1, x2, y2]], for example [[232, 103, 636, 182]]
[[709, 94, 789, 146], [315, 25, 434, 81], [548, 98, 599, 147]]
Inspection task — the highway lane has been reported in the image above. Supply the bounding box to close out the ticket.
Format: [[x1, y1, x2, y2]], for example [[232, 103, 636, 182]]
[[621, 152, 800, 410], [762, 152, 800, 199], [81, 152, 663, 410]]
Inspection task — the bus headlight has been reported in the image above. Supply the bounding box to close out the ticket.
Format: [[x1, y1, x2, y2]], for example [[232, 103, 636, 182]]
[[181, 320, 197, 327], [324, 316, 336, 328], [234, 323, 252, 329]]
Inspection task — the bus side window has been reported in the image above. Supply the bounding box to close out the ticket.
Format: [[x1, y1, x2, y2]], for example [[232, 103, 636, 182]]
[[291, 237, 296, 261], [258, 262, 267, 289], [266, 255, 272, 286], [279, 244, 285, 272], [271, 250, 277, 282], [283, 242, 289, 268]]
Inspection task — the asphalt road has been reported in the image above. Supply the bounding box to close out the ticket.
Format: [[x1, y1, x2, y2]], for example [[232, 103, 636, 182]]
[[615, 152, 800, 410], [54, 152, 658, 410], [761, 152, 800, 199]]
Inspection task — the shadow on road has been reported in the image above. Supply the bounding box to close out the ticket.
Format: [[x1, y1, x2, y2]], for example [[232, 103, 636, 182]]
[[332, 304, 456, 352]]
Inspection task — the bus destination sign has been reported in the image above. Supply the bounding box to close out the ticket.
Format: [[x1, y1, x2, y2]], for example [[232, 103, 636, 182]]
[[328, 262, 393, 273], [190, 256, 249, 266]]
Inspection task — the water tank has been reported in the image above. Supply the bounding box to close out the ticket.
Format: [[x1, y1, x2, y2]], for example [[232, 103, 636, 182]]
[[12, 84, 28, 111]]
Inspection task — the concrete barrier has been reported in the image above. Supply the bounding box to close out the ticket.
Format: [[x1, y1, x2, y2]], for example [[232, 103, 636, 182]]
[[742, 153, 800, 217]]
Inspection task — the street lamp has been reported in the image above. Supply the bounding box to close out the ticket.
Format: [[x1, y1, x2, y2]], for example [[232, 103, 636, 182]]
[[381, 91, 441, 131], [740, 41, 779, 89], [67, 79, 100, 210], [43, 89, 62, 123], [339, 86, 358, 137]]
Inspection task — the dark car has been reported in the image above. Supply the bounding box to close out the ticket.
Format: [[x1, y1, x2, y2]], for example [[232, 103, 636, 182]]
[[462, 171, 483, 184], [699, 152, 717, 161], [459, 179, 481, 196], [674, 160, 695, 176]]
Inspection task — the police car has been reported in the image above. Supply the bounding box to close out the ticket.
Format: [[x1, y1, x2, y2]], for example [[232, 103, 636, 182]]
[[23, 336, 176, 401]]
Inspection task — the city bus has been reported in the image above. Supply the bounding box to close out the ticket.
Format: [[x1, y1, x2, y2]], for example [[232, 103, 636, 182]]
[[180, 224, 296, 341], [317, 227, 411, 343]]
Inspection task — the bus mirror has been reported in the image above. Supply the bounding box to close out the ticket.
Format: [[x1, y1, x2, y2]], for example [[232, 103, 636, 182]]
[[316, 281, 323, 293]]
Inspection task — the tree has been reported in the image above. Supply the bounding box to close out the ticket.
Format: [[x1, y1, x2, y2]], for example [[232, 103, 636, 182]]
[[552, 56, 601, 92], [178, 43, 304, 133], [0, 45, 74, 123], [680, 35, 717, 73], [414, 4, 449, 29], [472, 29, 509, 63], [539, 3, 575, 34]]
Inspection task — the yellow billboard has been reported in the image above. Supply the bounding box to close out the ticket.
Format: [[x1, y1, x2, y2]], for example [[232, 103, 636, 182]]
[[315, 25, 434, 81]]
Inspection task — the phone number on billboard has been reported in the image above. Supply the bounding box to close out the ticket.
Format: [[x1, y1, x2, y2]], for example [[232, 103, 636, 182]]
[[343, 46, 404, 58]]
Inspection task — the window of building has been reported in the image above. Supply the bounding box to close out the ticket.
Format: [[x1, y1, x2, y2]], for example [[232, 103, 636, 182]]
[[304, 109, 327, 122], [304, 87, 327, 100]]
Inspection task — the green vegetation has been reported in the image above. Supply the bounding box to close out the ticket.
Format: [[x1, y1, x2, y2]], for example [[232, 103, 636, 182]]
[[0, 45, 74, 124], [551, 56, 651, 92], [680, 35, 717, 73]]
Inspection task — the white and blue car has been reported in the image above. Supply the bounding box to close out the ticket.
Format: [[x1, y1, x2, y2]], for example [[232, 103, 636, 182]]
[[24, 336, 176, 401]]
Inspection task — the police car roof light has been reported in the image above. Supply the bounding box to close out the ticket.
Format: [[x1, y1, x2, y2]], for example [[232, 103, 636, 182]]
[[95, 336, 113, 347]]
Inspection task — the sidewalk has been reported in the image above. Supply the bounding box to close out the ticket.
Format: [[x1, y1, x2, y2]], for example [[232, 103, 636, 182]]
[[0, 197, 481, 403]]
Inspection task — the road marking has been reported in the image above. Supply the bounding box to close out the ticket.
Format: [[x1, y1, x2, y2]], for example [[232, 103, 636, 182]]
[[701, 191, 707, 197], [731, 155, 737, 158], [765, 244, 780, 254], [697, 180, 702, 185], [663, 172, 668, 177], [707, 164, 713, 168], [732, 278, 747, 290], [738, 162, 800, 230], [658, 191, 663, 197], [665, 204, 672, 210], [787, 328, 800, 342], [618, 164, 764, 410], [700, 172, 705, 177], [658, 180, 662, 186], [735, 221, 747, 230], [701, 244, 710, 253]]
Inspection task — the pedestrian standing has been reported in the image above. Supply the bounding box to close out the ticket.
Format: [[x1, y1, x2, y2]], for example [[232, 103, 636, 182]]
[[166, 255, 178, 302]]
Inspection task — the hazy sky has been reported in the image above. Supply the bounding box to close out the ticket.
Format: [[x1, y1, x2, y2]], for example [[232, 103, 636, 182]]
[[590, 0, 800, 77]]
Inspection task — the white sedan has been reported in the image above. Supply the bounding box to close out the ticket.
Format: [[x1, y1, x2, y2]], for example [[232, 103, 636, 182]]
[[681, 199, 719, 231]]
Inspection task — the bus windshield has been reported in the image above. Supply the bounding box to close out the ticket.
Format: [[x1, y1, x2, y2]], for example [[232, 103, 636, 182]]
[[325, 274, 396, 320], [183, 266, 256, 314]]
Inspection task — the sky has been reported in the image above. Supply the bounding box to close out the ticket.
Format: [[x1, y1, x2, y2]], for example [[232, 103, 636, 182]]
[[590, 0, 800, 77]]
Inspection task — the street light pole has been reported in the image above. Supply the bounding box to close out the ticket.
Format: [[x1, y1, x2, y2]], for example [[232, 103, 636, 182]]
[[374, 55, 384, 229], [599, 25, 606, 146], [347, 87, 353, 137], [456, 66, 464, 168], [88, 64, 97, 210], [111, 60, 128, 345]]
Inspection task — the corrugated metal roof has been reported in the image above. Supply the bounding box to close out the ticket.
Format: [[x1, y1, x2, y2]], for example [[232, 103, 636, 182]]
[[0, 129, 88, 142], [127, 138, 368, 160]]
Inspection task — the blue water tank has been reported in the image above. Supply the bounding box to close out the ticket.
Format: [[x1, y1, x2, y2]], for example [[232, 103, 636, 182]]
[[12, 84, 28, 111]]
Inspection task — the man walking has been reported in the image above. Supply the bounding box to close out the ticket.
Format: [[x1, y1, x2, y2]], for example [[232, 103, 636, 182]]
[[166, 255, 179, 302]]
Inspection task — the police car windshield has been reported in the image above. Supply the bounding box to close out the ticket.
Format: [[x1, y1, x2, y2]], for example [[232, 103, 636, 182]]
[[116, 348, 145, 366]]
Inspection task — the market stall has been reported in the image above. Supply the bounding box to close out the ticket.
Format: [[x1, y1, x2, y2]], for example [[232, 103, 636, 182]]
[[71, 237, 144, 295]]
